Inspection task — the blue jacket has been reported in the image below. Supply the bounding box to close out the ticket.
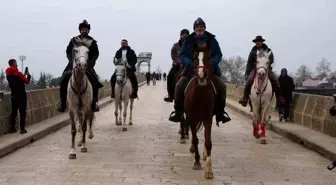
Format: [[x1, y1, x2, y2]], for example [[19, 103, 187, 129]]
[[179, 31, 223, 76]]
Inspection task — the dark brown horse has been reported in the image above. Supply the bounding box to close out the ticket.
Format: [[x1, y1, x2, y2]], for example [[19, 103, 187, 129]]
[[184, 42, 216, 179]]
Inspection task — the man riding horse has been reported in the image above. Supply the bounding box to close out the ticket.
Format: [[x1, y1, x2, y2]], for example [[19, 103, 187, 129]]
[[169, 17, 231, 124], [111, 39, 138, 99], [164, 29, 190, 102], [57, 19, 103, 113], [238, 36, 285, 107]]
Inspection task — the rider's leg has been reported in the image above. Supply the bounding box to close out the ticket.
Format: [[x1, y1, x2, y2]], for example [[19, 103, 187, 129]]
[[168, 76, 189, 123], [110, 72, 116, 98], [127, 71, 138, 98], [165, 66, 178, 102], [57, 73, 71, 112], [238, 71, 255, 107], [212, 76, 231, 124], [86, 73, 100, 112], [269, 70, 285, 104]]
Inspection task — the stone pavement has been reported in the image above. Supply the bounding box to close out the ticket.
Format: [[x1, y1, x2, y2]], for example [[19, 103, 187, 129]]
[[0, 81, 335, 185]]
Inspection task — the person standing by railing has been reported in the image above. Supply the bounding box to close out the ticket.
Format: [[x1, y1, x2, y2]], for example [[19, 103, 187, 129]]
[[5, 59, 31, 134]]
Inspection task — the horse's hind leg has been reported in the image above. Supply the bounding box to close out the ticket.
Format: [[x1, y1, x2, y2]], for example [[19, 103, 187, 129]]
[[204, 121, 214, 179], [179, 120, 186, 144], [190, 122, 201, 170], [69, 111, 77, 159], [80, 114, 88, 153], [260, 105, 271, 145], [114, 100, 121, 126], [77, 111, 84, 147], [184, 119, 189, 139], [88, 111, 94, 139], [129, 98, 134, 125], [122, 100, 129, 131]]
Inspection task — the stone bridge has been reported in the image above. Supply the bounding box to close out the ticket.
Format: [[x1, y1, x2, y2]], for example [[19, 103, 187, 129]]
[[0, 80, 335, 184]]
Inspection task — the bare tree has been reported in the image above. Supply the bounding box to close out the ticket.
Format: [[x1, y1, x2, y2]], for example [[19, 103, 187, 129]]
[[45, 73, 54, 86], [295, 65, 313, 86], [316, 58, 331, 79], [0, 68, 5, 85], [220, 56, 246, 84]]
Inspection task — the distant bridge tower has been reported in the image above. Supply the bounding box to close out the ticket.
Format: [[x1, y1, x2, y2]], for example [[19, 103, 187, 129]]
[[136, 52, 152, 75]]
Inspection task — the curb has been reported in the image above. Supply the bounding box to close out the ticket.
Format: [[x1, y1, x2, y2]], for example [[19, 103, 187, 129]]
[[226, 101, 336, 161], [0, 81, 147, 158]]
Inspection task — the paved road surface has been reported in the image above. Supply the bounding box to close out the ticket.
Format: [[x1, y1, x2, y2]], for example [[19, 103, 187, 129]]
[[0, 81, 335, 185]]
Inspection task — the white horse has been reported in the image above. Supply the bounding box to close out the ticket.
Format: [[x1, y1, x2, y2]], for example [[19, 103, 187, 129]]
[[67, 37, 95, 159], [113, 58, 134, 131], [250, 49, 274, 144]]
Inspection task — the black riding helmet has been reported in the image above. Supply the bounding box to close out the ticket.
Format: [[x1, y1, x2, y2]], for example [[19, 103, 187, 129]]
[[193, 17, 206, 29], [180, 29, 190, 36], [78, 19, 91, 31]]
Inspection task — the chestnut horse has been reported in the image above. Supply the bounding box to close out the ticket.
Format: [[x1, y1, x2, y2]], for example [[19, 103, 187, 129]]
[[184, 43, 216, 179]]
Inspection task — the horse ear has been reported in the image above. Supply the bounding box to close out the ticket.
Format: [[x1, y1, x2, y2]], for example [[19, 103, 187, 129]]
[[266, 50, 272, 58]]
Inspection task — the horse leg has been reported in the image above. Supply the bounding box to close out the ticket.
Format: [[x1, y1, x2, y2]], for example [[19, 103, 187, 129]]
[[88, 111, 94, 139], [69, 111, 77, 159], [190, 122, 201, 170], [185, 120, 189, 139], [129, 98, 134, 125], [252, 120, 260, 139], [80, 114, 88, 153], [115, 99, 121, 126], [179, 120, 186, 144], [260, 104, 271, 144], [77, 111, 83, 147], [122, 100, 129, 132], [119, 102, 123, 125], [204, 121, 213, 179]]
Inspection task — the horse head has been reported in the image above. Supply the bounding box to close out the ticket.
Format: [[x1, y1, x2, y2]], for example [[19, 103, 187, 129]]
[[256, 50, 272, 79], [193, 42, 212, 86], [114, 58, 127, 85], [72, 37, 92, 74]]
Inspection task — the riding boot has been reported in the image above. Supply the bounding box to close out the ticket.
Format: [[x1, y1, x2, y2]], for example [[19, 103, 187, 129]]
[[269, 71, 285, 105], [215, 94, 231, 125], [57, 78, 68, 112], [129, 72, 138, 99], [238, 76, 253, 107], [110, 73, 116, 98], [168, 77, 188, 123]]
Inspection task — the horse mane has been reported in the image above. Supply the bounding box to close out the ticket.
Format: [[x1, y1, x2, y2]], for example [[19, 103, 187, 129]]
[[73, 37, 93, 48]]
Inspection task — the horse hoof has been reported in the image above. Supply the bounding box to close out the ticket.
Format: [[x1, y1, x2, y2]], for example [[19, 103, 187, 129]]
[[180, 138, 186, 144], [129, 122, 133, 125], [123, 127, 127, 132], [80, 147, 87, 153], [254, 133, 260, 139], [116, 122, 121, 126], [88, 134, 94, 139], [193, 162, 202, 170], [260, 139, 267, 144], [189, 145, 195, 153], [204, 172, 214, 179], [69, 153, 76, 159]]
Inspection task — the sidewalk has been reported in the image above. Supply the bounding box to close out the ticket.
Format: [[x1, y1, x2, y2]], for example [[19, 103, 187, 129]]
[[226, 98, 336, 161], [0, 81, 146, 158]]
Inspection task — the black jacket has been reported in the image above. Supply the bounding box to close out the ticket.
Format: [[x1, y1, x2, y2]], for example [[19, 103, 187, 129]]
[[278, 75, 295, 102], [66, 35, 99, 68], [114, 46, 137, 72], [246, 44, 274, 76], [5, 67, 31, 98]]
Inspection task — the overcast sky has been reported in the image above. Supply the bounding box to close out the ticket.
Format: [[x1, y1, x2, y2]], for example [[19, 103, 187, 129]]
[[0, 0, 335, 79]]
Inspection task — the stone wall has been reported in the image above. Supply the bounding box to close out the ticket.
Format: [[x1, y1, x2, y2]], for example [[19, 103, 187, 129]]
[[226, 84, 336, 137], [0, 75, 146, 135]]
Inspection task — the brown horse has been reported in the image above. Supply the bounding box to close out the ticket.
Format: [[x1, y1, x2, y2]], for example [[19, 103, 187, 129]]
[[184, 43, 216, 179]]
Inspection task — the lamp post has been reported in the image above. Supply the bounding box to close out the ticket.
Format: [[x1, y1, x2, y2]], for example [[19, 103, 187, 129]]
[[19, 55, 26, 72]]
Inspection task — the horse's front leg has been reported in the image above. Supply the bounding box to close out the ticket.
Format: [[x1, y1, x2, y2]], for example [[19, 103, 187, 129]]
[[114, 99, 121, 126], [122, 100, 129, 131], [179, 120, 186, 144], [129, 98, 134, 125], [80, 114, 88, 153], [190, 121, 201, 170], [251, 102, 260, 139], [203, 120, 214, 179], [77, 111, 84, 147], [88, 111, 94, 139], [260, 103, 271, 145], [119, 102, 123, 125], [69, 111, 77, 159]]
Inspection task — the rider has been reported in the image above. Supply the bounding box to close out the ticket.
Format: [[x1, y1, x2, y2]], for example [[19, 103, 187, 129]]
[[57, 19, 103, 113], [111, 39, 138, 99], [164, 29, 190, 102], [168, 17, 231, 124], [238, 35, 285, 107]]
